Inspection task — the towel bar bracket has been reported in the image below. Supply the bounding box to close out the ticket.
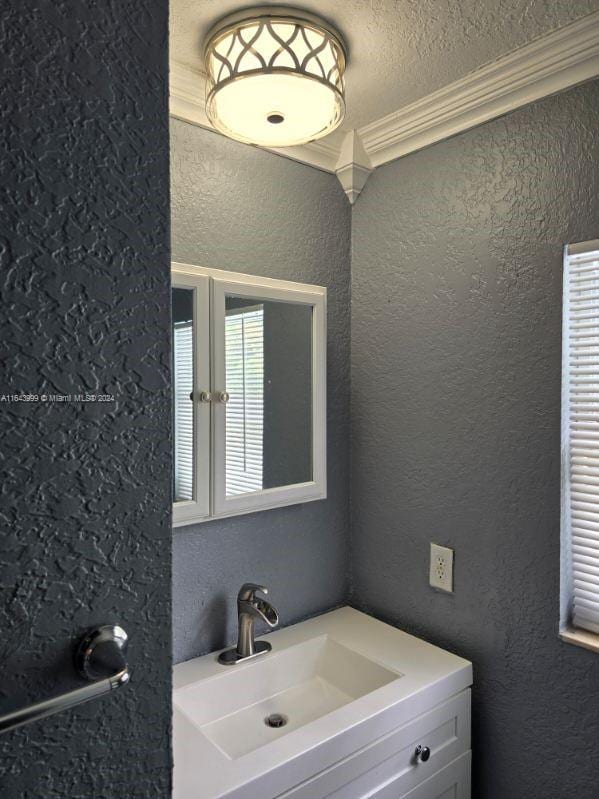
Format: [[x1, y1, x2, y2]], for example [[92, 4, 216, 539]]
[[0, 624, 130, 735]]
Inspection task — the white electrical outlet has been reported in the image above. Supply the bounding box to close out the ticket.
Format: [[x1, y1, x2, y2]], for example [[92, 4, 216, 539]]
[[429, 543, 454, 593]]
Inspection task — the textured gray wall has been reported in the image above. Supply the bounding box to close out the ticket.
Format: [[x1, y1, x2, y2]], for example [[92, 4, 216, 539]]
[[0, 1, 171, 797], [351, 81, 599, 799], [170, 119, 351, 663]]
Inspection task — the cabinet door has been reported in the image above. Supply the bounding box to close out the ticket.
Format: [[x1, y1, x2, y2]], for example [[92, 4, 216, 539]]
[[172, 271, 210, 525], [211, 273, 326, 518], [282, 690, 470, 799], [398, 752, 471, 799]]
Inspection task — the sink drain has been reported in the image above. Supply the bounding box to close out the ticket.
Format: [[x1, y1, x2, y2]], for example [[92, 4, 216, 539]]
[[265, 713, 288, 729]]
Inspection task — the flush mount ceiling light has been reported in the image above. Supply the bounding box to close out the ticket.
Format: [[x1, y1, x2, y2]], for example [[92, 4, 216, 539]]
[[204, 6, 347, 147]]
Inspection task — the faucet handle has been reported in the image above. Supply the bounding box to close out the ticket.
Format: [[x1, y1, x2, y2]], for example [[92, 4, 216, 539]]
[[238, 583, 268, 602]]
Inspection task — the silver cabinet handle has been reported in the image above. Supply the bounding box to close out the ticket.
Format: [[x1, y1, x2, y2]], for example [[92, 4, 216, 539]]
[[216, 391, 230, 404], [0, 625, 130, 735], [189, 391, 213, 402]]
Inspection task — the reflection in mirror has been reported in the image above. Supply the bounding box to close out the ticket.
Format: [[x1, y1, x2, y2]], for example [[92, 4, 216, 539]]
[[172, 287, 194, 502], [225, 296, 313, 496]]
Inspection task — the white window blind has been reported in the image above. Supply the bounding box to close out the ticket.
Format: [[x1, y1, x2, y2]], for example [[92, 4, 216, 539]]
[[563, 241, 599, 636], [174, 321, 194, 501], [225, 306, 264, 495]]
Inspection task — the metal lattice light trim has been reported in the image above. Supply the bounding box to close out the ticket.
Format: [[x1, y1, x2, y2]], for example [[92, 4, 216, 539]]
[[204, 6, 347, 147]]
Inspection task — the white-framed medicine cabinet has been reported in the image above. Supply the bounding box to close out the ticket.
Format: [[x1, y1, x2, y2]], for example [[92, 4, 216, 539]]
[[172, 262, 327, 527]]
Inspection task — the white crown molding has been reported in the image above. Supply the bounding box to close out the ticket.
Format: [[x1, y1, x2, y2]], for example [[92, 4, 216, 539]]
[[359, 10, 599, 168], [169, 61, 340, 173], [170, 11, 599, 201], [169, 60, 211, 128], [335, 130, 373, 204]]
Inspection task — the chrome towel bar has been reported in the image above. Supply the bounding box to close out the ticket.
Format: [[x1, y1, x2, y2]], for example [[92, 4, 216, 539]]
[[0, 624, 130, 735]]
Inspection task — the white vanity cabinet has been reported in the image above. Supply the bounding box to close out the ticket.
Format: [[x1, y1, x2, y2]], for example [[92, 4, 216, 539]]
[[398, 753, 471, 799], [171, 262, 327, 526], [278, 691, 470, 799], [173, 608, 473, 799]]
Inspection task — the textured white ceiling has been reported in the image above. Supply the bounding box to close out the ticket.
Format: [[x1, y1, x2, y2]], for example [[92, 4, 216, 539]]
[[170, 0, 599, 132]]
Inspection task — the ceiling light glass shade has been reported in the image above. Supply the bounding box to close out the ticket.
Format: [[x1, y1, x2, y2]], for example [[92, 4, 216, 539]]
[[204, 7, 347, 147]]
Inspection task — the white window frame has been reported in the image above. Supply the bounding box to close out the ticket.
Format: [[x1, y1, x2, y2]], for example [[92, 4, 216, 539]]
[[171, 261, 327, 526], [560, 239, 599, 654], [171, 273, 211, 525]]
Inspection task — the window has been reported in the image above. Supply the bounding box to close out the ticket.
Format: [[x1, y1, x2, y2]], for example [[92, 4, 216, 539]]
[[173, 320, 194, 501], [562, 240, 599, 648], [225, 305, 264, 495]]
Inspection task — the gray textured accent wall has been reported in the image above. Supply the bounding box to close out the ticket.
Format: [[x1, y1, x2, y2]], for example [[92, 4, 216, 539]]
[[170, 119, 351, 663], [351, 81, 599, 799], [0, 2, 171, 796]]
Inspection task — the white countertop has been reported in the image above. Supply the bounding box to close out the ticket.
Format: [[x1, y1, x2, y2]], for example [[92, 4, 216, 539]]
[[173, 606, 472, 799]]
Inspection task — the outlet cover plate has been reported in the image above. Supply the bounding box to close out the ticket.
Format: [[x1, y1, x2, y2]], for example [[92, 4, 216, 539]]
[[430, 543, 454, 593]]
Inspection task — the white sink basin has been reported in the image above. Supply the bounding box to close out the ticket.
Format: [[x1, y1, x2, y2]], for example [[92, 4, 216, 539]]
[[176, 635, 399, 759], [173, 607, 472, 799]]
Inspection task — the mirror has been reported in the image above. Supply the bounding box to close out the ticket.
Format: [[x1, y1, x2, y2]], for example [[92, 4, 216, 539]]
[[171, 261, 326, 525], [224, 296, 313, 497], [172, 287, 194, 503]]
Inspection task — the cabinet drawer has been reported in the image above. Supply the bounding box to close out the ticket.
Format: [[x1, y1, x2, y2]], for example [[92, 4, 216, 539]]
[[279, 689, 470, 799], [398, 751, 471, 799]]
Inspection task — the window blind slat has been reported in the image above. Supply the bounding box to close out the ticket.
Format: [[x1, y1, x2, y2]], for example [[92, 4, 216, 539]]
[[564, 246, 599, 635], [571, 450, 599, 460], [174, 322, 194, 501], [574, 547, 599, 561], [572, 489, 599, 501], [573, 553, 599, 571], [225, 307, 264, 496], [572, 615, 599, 634], [573, 532, 599, 549], [573, 597, 599, 615], [574, 578, 599, 594], [572, 472, 599, 484], [573, 520, 599, 535], [573, 562, 599, 581]]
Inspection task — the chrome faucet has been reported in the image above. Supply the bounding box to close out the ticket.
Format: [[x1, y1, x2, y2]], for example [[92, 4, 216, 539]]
[[218, 583, 279, 665]]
